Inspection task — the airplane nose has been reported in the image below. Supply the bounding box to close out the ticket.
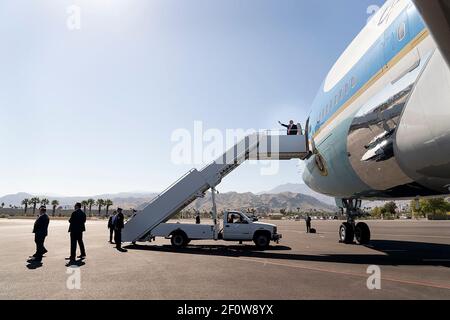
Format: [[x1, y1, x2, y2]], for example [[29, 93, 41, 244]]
[[395, 49, 450, 193]]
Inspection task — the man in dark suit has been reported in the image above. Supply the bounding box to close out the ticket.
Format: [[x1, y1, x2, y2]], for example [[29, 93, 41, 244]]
[[306, 214, 312, 233], [32, 206, 50, 258], [114, 208, 125, 250], [108, 211, 116, 243], [279, 120, 299, 135], [68, 202, 86, 263]]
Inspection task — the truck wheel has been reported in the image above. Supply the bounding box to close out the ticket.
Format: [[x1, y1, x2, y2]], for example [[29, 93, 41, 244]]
[[253, 233, 270, 250], [171, 232, 188, 248]]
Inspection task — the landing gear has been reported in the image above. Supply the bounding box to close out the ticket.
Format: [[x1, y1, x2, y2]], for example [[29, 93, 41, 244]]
[[339, 222, 354, 244], [337, 199, 371, 245], [355, 222, 371, 244]]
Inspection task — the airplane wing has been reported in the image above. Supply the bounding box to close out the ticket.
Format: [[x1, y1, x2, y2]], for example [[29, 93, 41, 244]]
[[413, 0, 450, 66]]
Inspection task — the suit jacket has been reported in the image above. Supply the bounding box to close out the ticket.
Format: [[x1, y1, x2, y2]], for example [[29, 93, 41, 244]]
[[114, 212, 124, 231], [68, 209, 86, 233], [281, 123, 299, 135], [108, 216, 114, 229], [33, 214, 49, 237]]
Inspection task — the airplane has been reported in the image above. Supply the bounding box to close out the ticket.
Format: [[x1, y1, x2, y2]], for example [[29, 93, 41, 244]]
[[301, 0, 450, 245], [122, 0, 450, 248]]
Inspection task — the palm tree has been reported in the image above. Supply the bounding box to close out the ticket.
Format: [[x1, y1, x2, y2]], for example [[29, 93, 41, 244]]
[[41, 198, 50, 208], [22, 199, 29, 214], [96, 199, 105, 216], [87, 199, 95, 216], [51, 200, 59, 216], [81, 200, 88, 213], [29, 197, 40, 215], [105, 199, 113, 217]]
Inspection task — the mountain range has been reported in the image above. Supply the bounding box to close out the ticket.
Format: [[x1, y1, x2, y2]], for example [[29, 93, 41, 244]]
[[0, 192, 158, 210], [260, 183, 336, 205], [142, 191, 336, 213], [0, 184, 336, 213], [0, 183, 413, 213]]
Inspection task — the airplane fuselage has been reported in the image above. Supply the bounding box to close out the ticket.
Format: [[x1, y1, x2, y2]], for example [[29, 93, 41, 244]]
[[303, 0, 450, 200]]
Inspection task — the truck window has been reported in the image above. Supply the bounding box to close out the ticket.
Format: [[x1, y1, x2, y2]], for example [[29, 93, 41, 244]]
[[227, 213, 236, 224], [227, 213, 246, 224]]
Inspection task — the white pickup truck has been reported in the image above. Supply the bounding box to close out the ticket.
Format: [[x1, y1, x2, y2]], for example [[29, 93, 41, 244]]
[[150, 211, 282, 250]]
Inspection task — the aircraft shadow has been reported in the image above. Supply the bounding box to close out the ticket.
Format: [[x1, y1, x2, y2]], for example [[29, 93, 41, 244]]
[[125, 240, 450, 267]]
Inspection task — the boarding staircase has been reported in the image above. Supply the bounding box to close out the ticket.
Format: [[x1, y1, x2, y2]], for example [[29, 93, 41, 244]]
[[122, 132, 309, 243]]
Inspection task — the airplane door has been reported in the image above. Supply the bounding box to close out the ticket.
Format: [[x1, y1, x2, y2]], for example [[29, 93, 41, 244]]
[[305, 117, 310, 153], [384, 11, 410, 64]]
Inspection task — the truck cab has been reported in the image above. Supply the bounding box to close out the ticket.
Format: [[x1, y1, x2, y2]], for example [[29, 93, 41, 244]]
[[220, 211, 282, 248]]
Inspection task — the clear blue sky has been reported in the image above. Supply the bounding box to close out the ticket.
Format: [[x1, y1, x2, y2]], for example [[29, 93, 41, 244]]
[[0, 0, 385, 196]]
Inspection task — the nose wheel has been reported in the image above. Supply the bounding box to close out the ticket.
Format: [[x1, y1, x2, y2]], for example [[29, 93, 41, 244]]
[[337, 199, 371, 245]]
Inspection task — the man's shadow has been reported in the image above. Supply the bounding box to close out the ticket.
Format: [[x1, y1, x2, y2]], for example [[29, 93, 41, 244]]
[[26, 256, 44, 270], [65, 259, 86, 267]]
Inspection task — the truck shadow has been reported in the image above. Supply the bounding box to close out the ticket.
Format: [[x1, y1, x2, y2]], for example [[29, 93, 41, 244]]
[[125, 240, 450, 267]]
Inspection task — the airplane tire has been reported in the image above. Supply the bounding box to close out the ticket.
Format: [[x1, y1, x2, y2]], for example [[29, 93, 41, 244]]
[[339, 222, 354, 244], [355, 222, 371, 245], [171, 232, 188, 248]]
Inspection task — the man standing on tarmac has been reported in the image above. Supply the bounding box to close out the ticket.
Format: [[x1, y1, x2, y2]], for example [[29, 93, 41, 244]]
[[114, 208, 126, 252], [32, 205, 50, 259], [306, 214, 312, 233], [68, 202, 87, 264]]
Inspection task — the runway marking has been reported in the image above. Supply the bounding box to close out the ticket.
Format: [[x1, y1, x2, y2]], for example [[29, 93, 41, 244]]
[[231, 256, 450, 291]]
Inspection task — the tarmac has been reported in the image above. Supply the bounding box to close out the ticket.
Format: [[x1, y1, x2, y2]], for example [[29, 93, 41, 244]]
[[0, 218, 449, 299]]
